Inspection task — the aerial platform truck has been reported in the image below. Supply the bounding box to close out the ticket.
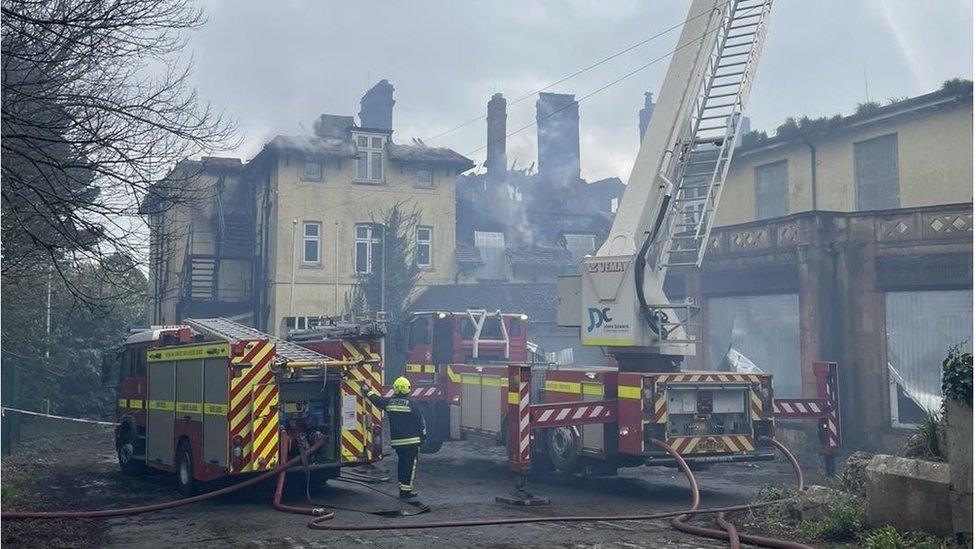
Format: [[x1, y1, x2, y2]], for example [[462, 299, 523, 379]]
[[392, 0, 842, 476], [108, 317, 384, 494]]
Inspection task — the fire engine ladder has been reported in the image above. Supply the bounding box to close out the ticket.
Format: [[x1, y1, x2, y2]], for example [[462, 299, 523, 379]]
[[184, 317, 329, 363], [658, 0, 774, 268]]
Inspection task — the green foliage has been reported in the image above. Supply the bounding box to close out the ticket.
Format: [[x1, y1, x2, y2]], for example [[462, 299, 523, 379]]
[[1, 483, 27, 505], [903, 412, 946, 461], [862, 526, 955, 549], [346, 201, 423, 323], [941, 77, 974, 95], [799, 494, 863, 541], [1, 255, 146, 417], [855, 101, 882, 115], [941, 344, 973, 407]]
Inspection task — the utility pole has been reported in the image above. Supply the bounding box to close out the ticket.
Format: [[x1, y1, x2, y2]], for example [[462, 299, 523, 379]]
[[45, 268, 52, 359], [380, 222, 387, 385]]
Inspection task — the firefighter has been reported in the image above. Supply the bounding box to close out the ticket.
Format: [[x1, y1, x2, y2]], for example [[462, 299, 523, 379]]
[[366, 376, 426, 499]]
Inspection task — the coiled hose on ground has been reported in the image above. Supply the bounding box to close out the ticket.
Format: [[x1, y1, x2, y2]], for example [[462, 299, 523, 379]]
[[5, 436, 811, 549], [290, 437, 812, 549]]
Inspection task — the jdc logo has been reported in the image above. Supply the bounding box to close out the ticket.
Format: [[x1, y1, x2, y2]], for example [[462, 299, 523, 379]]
[[586, 307, 612, 333]]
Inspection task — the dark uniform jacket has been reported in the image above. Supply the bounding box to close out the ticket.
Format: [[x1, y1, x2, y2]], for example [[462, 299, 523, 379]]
[[367, 391, 427, 447]]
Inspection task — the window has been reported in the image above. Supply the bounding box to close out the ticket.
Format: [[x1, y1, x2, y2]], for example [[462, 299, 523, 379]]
[[474, 230, 506, 280], [564, 233, 596, 261], [408, 316, 430, 348], [755, 160, 789, 219], [885, 290, 973, 427], [355, 223, 382, 274], [855, 133, 899, 210], [355, 133, 385, 182], [302, 159, 323, 181], [415, 169, 433, 188], [706, 294, 801, 397], [283, 316, 323, 331], [416, 226, 432, 267], [302, 222, 321, 264]]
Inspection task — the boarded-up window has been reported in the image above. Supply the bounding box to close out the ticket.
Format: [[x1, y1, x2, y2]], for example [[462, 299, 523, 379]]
[[706, 294, 802, 397], [854, 133, 899, 210], [755, 160, 789, 219], [885, 290, 973, 427], [474, 231, 505, 280]]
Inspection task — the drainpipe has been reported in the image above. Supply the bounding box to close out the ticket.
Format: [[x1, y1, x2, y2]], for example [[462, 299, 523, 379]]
[[802, 135, 818, 211], [289, 218, 298, 322]]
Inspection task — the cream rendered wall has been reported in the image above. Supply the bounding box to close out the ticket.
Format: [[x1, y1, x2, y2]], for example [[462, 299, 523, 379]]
[[267, 147, 457, 331], [715, 101, 972, 227]]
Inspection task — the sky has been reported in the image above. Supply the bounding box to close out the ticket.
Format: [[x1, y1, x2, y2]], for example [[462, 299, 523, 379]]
[[188, 0, 973, 182]]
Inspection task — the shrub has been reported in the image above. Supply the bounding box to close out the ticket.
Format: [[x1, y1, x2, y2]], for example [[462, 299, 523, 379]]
[[942, 344, 973, 408], [903, 412, 946, 461], [798, 494, 863, 541]]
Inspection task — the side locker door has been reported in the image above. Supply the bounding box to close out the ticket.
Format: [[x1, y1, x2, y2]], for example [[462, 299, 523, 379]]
[[481, 375, 502, 434], [146, 360, 175, 466], [581, 382, 605, 453], [460, 374, 481, 430], [250, 381, 280, 469], [203, 357, 229, 469], [176, 359, 204, 423]]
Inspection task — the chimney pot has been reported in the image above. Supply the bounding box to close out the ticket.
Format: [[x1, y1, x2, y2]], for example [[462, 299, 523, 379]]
[[486, 93, 508, 185]]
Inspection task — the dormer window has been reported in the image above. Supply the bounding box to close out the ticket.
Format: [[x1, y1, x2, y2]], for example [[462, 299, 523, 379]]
[[415, 168, 433, 188], [355, 133, 385, 183]]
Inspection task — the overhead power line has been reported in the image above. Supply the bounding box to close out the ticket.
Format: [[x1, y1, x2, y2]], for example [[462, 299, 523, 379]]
[[424, 3, 725, 144]]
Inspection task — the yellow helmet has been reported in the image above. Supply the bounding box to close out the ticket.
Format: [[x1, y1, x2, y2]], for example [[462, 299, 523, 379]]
[[393, 376, 411, 395]]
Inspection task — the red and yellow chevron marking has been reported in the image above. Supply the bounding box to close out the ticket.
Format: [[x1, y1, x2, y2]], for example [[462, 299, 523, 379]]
[[751, 389, 764, 420], [229, 340, 278, 473], [654, 394, 667, 424], [668, 435, 756, 455], [340, 380, 367, 463], [657, 373, 763, 384]]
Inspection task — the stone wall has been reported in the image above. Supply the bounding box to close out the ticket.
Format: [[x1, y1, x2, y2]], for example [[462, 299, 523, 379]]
[[865, 454, 952, 536], [947, 399, 973, 537]]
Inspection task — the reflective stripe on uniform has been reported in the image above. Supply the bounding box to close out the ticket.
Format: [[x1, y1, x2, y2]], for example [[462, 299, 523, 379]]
[[386, 405, 412, 412], [390, 436, 421, 446]]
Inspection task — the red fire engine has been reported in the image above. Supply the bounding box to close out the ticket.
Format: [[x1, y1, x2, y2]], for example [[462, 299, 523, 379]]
[[107, 317, 384, 494], [390, 309, 840, 474]]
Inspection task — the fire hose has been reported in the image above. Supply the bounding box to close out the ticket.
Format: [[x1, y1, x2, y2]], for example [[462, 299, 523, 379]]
[[5, 434, 811, 549], [298, 437, 812, 549], [2, 438, 328, 519]]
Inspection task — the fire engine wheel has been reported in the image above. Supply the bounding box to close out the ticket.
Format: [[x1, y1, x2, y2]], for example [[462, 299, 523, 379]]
[[546, 426, 581, 473], [115, 421, 145, 476], [176, 441, 197, 496]]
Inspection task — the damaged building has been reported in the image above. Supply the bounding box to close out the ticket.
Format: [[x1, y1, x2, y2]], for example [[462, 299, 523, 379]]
[[671, 82, 974, 447], [144, 80, 473, 333], [411, 91, 626, 357]]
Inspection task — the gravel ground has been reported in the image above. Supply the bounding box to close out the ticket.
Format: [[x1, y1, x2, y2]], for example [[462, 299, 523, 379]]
[[2, 421, 824, 549]]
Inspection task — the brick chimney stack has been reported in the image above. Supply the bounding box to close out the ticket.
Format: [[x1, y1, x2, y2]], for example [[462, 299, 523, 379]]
[[486, 93, 507, 185], [359, 79, 395, 131], [639, 92, 655, 143], [536, 92, 580, 183]]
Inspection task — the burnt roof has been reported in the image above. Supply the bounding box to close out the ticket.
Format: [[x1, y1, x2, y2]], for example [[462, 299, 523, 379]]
[[265, 135, 357, 159], [408, 282, 557, 322], [506, 246, 574, 268], [388, 143, 474, 170], [455, 244, 482, 265]]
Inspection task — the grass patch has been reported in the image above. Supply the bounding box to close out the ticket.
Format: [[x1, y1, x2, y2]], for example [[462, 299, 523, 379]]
[[1, 482, 28, 505], [861, 525, 957, 549]]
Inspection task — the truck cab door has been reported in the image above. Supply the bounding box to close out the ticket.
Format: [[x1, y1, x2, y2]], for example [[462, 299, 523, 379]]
[[406, 316, 432, 364], [432, 317, 455, 365]]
